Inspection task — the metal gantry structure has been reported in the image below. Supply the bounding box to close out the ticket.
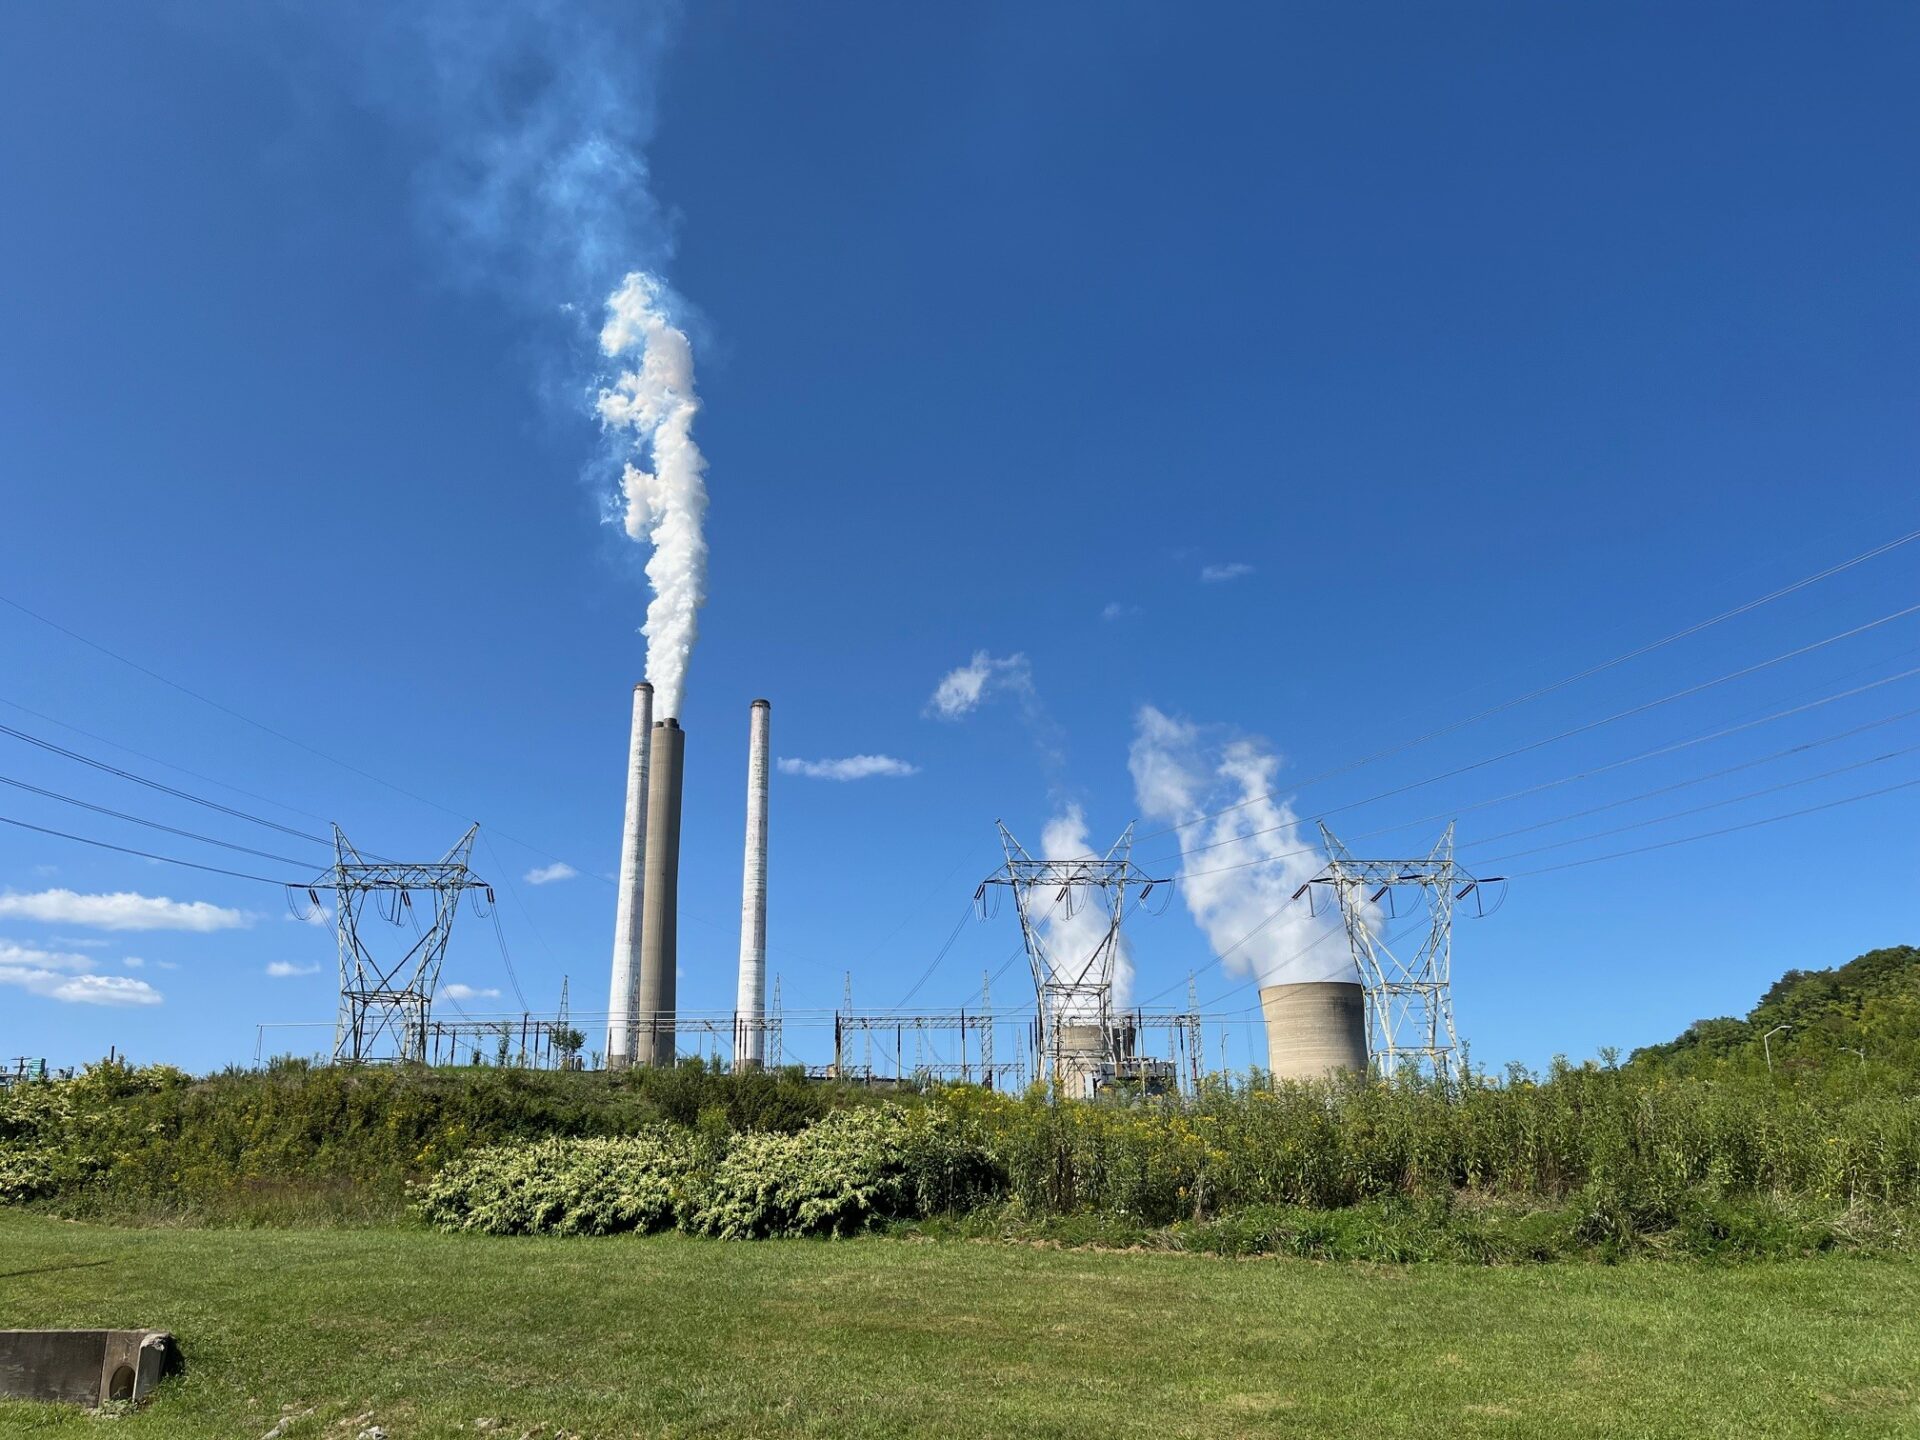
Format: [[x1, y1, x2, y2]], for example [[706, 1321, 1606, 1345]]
[[978, 820, 1168, 1095], [1299, 822, 1503, 1081], [304, 824, 493, 1064]]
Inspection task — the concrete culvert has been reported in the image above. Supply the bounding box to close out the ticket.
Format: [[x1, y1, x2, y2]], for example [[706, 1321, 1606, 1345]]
[[0, 1329, 178, 1408]]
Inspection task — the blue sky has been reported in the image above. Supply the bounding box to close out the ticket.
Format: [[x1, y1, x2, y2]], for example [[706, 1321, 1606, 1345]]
[[1, 2, 1915, 1074]]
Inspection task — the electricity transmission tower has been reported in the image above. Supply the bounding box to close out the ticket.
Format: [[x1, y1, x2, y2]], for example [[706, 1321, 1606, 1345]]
[[310, 824, 492, 1064], [1300, 822, 1503, 1082], [978, 821, 1162, 1094]]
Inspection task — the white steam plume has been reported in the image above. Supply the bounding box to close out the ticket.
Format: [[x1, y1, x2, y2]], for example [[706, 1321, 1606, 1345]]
[[598, 272, 709, 719], [1128, 706, 1353, 988], [1032, 805, 1134, 1014]]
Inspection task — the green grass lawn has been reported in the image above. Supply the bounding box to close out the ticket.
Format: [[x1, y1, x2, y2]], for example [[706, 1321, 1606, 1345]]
[[2, 1214, 1918, 1439]]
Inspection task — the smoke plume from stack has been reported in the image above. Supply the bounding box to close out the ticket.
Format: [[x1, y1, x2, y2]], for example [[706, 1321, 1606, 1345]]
[[598, 273, 709, 719], [1128, 706, 1351, 987]]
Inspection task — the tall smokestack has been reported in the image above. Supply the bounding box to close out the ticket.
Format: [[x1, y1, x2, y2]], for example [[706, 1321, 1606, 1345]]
[[605, 684, 653, 1069], [1259, 981, 1368, 1082], [734, 700, 770, 1068], [635, 718, 685, 1066]]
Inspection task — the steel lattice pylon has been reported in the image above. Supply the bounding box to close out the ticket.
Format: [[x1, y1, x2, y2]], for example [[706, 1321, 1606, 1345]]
[[978, 820, 1163, 1095], [1301, 822, 1503, 1082], [313, 824, 492, 1064]]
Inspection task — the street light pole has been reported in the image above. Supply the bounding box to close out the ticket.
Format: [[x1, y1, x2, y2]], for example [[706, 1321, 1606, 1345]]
[[1762, 1023, 1792, 1076]]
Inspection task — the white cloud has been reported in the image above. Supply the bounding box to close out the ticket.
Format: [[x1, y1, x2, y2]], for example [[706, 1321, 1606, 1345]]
[[777, 755, 919, 781], [442, 983, 501, 1001], [1100, 601, 1141, 622], [122, 956, 146, 968], [53, 936, 112, 949], [266, 961, 322, 978], [0, 889, 248, 932], [0, 940, 163, 1006], [926, 651, 1034, 721], [524, 862, 578, 885], [40, 973, 163, 1006], [1200, 562, 1256, 583], [0, 941, 93, 974]]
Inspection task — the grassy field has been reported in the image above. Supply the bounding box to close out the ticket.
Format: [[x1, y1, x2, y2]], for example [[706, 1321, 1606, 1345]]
[[2, 1216, 1919, 1438]]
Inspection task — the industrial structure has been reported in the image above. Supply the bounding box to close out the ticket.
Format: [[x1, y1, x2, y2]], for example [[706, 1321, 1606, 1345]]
[[603, 682, 652, 1067], [1257, 980, 1368, 1082], [734, 699, 771, 1067], [977, 821, 1169, 1096], [286, 682, 1503, 1090], [633, 716, 686, 1066], [311, 824, 491, 1064], [1295, 822, 1503, 1081]]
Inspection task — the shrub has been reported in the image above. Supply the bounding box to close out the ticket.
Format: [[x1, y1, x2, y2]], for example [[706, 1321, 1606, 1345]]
[[412, 1106, 1001, 1240], [688, 1105, 999, 1239], [414, 1130, 701, 1236]]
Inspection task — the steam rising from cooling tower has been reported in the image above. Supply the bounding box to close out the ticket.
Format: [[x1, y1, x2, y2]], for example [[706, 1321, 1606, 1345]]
[[1128, 706, 1351, 987], [598, 272, 709, 720]]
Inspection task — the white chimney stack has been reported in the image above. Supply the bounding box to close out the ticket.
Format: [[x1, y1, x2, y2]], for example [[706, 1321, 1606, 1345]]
[[735, 698, 771, 1068], [605, 682, 652, 1067]]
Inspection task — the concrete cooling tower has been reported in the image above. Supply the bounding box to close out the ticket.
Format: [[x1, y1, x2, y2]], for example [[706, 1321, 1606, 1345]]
[[1259, 981, 1368, 1081]]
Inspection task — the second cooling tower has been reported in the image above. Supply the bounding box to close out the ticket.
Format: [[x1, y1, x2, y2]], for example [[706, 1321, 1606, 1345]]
[[1259, 981, 1368, 1082], [634, 718, 685, 1066]]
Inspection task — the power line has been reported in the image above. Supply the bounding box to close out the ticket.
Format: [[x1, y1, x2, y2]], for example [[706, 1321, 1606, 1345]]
[[1138, 532, 1920, 844], [1459, 724, 1920, 852], [1137, 755, 1920, 1017], [1263, 526, 1920, 800], [0, 811, 295, 885], [0, 693, 334, 826], [1509, 775, 1920, 878], [894, 898, 978, 1008], [0, 721, 330, 847], [0, 589, 462, 820], [1144, 663, 1920, 870], [1475, 745, 1920, 867], [1133, 905, 1342, 1008], [1193, 920, 1428, 1014], [484, 896, 531, 1013], [1157, 680, 1920, 883], [0, 590, 596, 875], [478, 831, 552, 1007], [0, 772, 319, 868], [1144, 605, 1920, 869]]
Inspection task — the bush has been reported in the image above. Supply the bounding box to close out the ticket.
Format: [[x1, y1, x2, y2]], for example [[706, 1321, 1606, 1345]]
[[414, 1130, 701, 1236], [689, 1105, 1000, 1239], [412, 1105, 1002, 1240]]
